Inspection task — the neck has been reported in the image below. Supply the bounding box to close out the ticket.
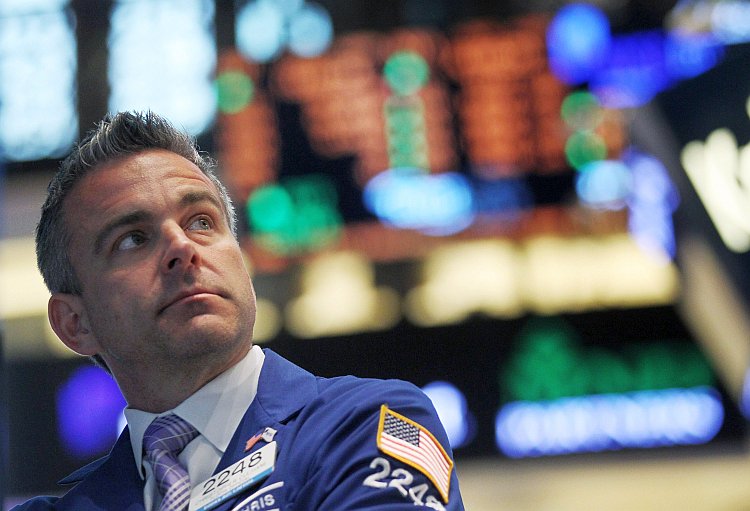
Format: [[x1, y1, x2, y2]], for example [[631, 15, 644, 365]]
[[111, 344, 251, 413]]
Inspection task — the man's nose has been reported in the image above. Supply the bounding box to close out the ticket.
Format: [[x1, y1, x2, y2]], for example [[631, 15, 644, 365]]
[[160, 223, 201, 272]]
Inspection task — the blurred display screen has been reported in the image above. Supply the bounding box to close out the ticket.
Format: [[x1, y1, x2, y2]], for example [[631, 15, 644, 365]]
[[213, 17, 640, 271], [2, 1, 720, 270], [0, 0, 77, 161], [2, 3, 641, 242], [108, 0, 217, 135]]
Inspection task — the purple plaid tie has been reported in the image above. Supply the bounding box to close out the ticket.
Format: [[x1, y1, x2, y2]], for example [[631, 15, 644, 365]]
[[143, 414, 199, 511]]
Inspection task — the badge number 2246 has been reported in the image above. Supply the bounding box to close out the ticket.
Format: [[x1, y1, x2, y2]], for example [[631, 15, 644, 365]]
[[189, 441, 277, 511], [363, 456, 446, 510]]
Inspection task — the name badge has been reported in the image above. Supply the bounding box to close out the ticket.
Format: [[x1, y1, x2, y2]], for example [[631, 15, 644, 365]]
[[189, 441, 277, 511]]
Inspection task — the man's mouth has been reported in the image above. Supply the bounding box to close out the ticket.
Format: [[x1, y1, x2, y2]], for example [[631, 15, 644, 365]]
[[159, 288, 219, 314]]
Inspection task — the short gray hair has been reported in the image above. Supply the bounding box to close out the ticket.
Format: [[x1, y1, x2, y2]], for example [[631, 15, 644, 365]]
[[36, 111, 237, 295]]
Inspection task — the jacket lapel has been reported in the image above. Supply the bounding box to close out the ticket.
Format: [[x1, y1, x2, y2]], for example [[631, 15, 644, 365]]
[[216, 349, 317, 472], [208, 349, 318, 511], [58, 427, 145, 510]]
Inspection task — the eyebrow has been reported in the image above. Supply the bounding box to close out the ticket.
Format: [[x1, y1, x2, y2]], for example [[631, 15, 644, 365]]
[[92, 190, 226, 255], [179, 190, 225, 214], [93, 210, 153, 255]]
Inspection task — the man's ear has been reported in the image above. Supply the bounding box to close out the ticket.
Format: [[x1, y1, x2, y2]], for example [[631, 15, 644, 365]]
[[48, 293, 100, 356]]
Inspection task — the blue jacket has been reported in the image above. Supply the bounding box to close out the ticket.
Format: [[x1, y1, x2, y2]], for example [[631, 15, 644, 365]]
[[13, 349, 464, 510]]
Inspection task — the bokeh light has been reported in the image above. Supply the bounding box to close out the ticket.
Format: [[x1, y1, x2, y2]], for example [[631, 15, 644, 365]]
[[561, 91, 603, 131], [422, 381, 473, 449], [247, 183, 295, 233], [547, 3, 611, 85], [236, 0, 286, 63], [576, 159, 632, 209], [565, 131, 607, 169], [288, 2, 333, 58], [384, 96, 429, 170], [665, 32, 724, 80], [216, 70, 255, 114], [503, 317, 712, 402], [625, 149, 679, 259], [364, 168, 474, 236], [710, 1, 750, 43], [285, 251, 400, 337], [383, 51, 430, 97], [56, 365, 126, 459], [246, 175, 343, 254], [495, 387, 724, 458], [236, 0, 334, 63]]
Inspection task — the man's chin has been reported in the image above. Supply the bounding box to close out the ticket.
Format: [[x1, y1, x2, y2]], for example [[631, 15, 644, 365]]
[[174, 317, 245, 350]]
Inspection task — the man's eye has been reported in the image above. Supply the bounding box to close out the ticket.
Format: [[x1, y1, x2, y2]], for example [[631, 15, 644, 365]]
[[116, 232, 147, 251], [189, 217, 212, 231]]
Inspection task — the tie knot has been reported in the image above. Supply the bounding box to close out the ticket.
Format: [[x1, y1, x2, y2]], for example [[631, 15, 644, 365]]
[[143, 414, 199, 459]]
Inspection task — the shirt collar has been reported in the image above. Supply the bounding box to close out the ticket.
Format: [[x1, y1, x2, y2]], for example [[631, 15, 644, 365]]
[[124, 345, 264, 479]]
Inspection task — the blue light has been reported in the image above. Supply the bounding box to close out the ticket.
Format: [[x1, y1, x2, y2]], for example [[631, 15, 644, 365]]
[[625, 149, 679, 259], [236, 0, 287, 63], [547, 3, 611, 85], [589, 31, 671, 108], [495, 387, 724, 458], [273, 0, 305, 17], [626, 150, 678, 209], [740, 368, 750, 419], [364, 168, 474, 236], [422, 381, 473, 449], [575, 160, 632, 210], [586, 29, 723, 108], [0, 0, 68, 13], [287, 2, 333, 58], [629, 207, 677, 258], [665, 32, 723, 80], [56, 365, 127, 459]]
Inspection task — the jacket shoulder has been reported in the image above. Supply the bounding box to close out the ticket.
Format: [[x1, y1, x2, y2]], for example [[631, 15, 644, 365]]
[[316, 373, 431, 409], [10, 496, 59, 510], [285, 373, 464, 509]]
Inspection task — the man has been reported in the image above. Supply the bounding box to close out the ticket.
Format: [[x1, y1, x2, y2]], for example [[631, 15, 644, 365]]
[[15, 111, 464, 510]]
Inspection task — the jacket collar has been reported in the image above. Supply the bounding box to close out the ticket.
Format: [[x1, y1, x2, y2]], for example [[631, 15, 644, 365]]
[[214, 349, 318, 471], [57, 427, 145, 509]]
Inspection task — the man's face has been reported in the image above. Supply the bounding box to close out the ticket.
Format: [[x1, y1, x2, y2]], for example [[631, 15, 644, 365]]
[[61, 149, 256, 382]]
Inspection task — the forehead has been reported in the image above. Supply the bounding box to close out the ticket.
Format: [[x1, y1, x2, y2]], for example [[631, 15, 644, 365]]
[[63, 149, 221, 244], [80, 148, 212, 191], [67, 149, 217, 211]]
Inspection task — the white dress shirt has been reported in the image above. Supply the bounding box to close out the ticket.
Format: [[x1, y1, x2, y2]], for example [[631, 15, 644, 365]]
[[124, 345, 265, 511]]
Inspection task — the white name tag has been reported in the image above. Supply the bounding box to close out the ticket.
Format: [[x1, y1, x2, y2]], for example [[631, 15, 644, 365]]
[[189, 441, 277, 511]]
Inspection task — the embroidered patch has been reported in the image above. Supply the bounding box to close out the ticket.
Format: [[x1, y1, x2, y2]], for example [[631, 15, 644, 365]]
[[376, 404, 453, 503]]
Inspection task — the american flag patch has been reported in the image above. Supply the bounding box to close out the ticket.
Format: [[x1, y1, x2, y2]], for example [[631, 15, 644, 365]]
[[376, 404, 453, 503], [244, 433, 262, 452]]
